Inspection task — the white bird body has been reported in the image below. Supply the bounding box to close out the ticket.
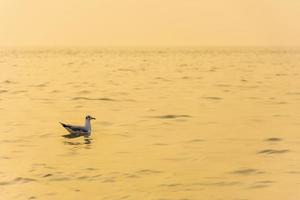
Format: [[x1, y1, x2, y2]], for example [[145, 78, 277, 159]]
[[60, 115, 95, 138]]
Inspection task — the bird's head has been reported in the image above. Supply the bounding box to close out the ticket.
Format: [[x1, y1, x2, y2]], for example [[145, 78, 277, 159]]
[[86, 115, 96, 120]]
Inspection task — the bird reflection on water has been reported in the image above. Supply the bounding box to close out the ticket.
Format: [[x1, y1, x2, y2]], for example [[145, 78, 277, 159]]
[[63, 138, 92, 145]]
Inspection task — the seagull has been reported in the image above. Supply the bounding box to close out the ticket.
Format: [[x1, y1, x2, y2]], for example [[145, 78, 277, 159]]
[[60, 115, 96, 138]]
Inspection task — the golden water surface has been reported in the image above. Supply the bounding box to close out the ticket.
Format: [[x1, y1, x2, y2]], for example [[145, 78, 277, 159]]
[[0, 47, 300, 200]]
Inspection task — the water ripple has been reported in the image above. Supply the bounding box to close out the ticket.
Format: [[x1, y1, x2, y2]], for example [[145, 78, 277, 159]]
[[72, 97, 116, 101], [231, 168, 264, 175], [151, 115, 192, 119], [258, 149, 289, 154]]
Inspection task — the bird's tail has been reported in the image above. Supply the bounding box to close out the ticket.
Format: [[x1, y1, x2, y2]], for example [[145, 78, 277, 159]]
[[59, 122, 67, 127]]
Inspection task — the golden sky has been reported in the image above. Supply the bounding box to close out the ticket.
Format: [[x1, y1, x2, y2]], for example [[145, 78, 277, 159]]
[[1, 0, 300, 46]]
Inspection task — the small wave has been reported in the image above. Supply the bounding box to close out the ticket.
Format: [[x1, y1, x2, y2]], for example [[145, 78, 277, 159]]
[[275, 73, 288, 76], [31, 83, 48, 87], [77, 176, 89, 180], [160, 183, 184, 187], [198, 181, 240, 187], [0, 156, 11, 159], [43, 174, 53, 177], [255, 180, 274, 184], [77, 90, 91, 94], [286, 92, 300, 95], [160, 181, 240, 188], [152, 114, 191, 119], [202, 97, 223, 100], [155, 77, 171, 82], [275, 101, 288, 104], [0, 90, 8, 93], [136, 169, 162, 174], [3, 80, 17, 84], [120, 195, 130, 199], [231, 168, 264, 175], [248, 184, 270, 189], [152, 143, 168, 146], [184, 139, 204, 143], [0, 177, 36, 186], [248, 181, 273, 189], [265, 137, 282, 142], [72, 97, 115, 101], [124, 173, 139, 178], [258, 149, 289, 154], [215, 84, 231, 87], [121, 170, 162, 179], [85, 167, 98, 171], [51, 90, 60, 93]]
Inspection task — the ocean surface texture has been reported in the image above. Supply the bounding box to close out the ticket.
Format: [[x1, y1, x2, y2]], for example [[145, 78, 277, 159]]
[[0, 47, 300, 200]]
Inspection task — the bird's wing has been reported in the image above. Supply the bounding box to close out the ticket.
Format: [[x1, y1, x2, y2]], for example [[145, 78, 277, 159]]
[[59, 122, 88, 133]]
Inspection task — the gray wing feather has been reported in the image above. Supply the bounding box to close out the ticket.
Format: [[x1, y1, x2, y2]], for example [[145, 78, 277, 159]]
[[60, 122, 88, 134]]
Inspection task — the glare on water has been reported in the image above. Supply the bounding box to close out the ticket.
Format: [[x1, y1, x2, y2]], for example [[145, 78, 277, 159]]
[[0, 47, 300, 200]]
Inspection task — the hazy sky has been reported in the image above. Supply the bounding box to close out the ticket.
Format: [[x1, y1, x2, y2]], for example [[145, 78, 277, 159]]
[[1, 0, 300, 46]]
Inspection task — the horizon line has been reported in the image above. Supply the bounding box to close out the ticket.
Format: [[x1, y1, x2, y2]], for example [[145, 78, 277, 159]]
[[1, 45, 300, 48]]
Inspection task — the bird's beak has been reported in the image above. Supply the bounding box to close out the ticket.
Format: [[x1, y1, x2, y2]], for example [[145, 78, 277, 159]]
[[91, 117, 96, 120]]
